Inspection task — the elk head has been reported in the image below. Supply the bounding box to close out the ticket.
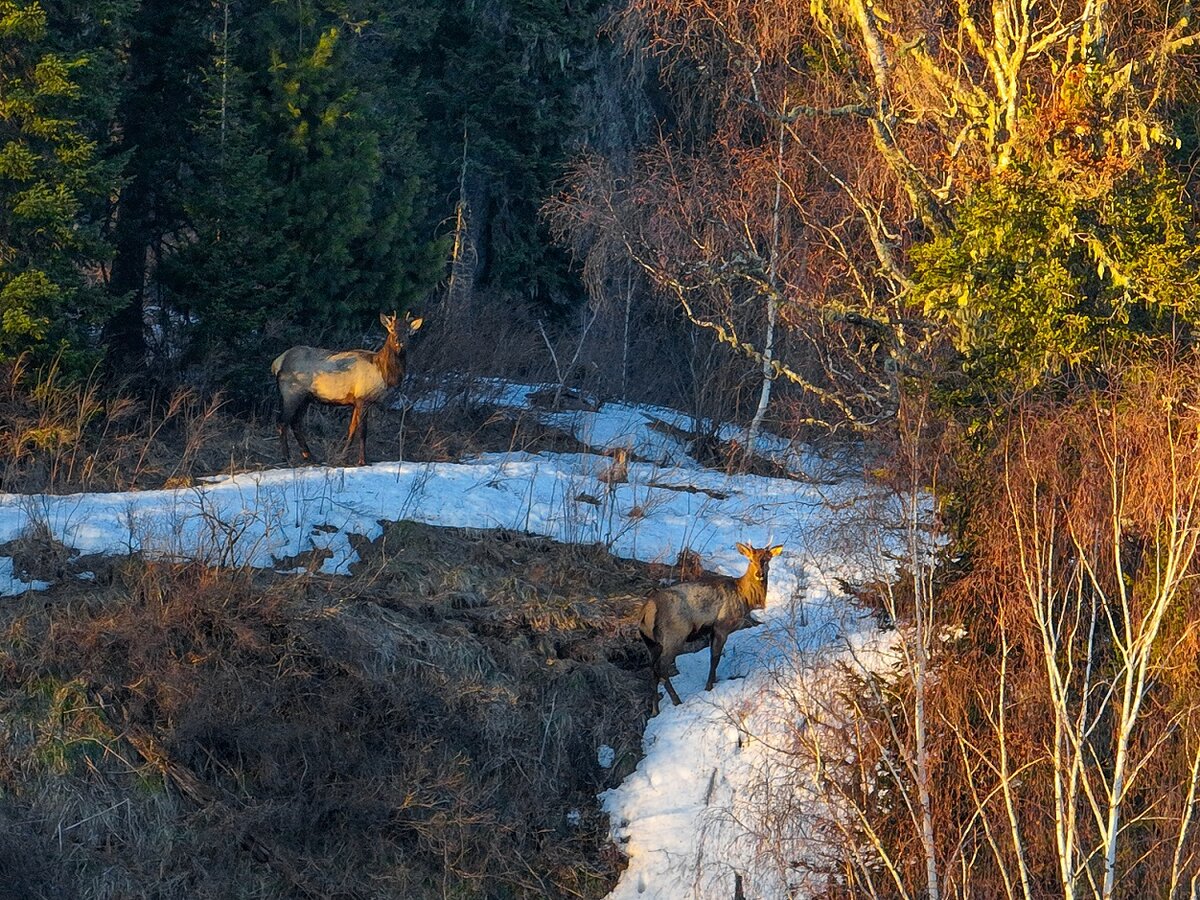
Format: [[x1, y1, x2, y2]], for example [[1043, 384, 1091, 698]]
[[736, 542, 784, 607], [380, 311, 423, 352]]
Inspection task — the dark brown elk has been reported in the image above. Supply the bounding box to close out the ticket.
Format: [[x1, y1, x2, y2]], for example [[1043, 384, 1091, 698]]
[[271, 311, 422, 466], [639, 542, 783, 714]]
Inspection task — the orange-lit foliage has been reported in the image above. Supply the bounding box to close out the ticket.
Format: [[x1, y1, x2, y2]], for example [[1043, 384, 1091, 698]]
[[883, 363, 1200, 897]]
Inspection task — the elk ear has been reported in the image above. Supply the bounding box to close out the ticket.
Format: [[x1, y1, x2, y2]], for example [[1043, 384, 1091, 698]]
[[769, 545, 784, 557], [408, 316, 423, 333], [379, 312, 389, 327], [736, 542, 752, 558]]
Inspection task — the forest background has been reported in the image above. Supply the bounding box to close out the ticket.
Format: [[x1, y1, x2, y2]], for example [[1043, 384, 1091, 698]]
[[1, 0, 660, 403], [8, 0, 1200, 444]]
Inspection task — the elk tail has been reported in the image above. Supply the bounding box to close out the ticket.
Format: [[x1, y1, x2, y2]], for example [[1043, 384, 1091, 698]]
[[270, 351, 287, 378]]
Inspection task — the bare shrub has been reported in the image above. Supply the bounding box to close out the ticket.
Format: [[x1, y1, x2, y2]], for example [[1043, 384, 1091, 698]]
[[732, 362, 1200, 899], [413, 291, 557, 392]]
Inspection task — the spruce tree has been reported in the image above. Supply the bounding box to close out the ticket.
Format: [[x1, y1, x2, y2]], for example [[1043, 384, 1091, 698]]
[[163, 0, 445, 396], [424, 0, 604, 313], [0, 0, 129, 365], [104, 0, 209, 368]]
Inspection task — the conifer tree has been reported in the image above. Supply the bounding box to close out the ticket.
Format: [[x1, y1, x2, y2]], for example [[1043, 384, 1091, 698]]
[[163, 0, 445, 395], [424, 0, 604, 313], [104, 0, 209, 367], [0, 0, 129, 365]]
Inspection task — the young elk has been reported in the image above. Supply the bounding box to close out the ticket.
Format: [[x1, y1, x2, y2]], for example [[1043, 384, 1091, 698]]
[[639, 542, 783, 714], [271, 311, 422, 466]]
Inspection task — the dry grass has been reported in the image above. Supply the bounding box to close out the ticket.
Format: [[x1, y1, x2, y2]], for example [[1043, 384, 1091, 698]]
[[0, 357, 600, 494], [0, 522, 681, 899], [0, 345, 834, 498], [0, 355, 249, 494]]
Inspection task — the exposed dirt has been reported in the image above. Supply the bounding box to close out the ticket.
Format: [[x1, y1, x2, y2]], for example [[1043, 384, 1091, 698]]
[[0, 522, 689, 899]]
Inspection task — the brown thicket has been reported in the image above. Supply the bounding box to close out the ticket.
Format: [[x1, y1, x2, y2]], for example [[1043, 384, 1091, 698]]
[[742, 362, 1200, 898], [926, 362, 1200, 899]]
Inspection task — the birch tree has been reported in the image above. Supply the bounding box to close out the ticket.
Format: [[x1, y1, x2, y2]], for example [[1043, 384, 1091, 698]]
[[735, 364, 1200, 898], [996, 379, 1200, 898]]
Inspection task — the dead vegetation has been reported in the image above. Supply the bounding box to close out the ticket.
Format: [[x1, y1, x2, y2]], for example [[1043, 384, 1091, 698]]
[[0, 522, 683, 898], [741, 368, 1200, 898], [0, 355, 243, 494], [0, 357, 598, 494], [0, 353, 839, 501]]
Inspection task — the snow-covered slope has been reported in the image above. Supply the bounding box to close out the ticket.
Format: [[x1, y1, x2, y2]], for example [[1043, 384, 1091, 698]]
[[0, 388, 908, 897]]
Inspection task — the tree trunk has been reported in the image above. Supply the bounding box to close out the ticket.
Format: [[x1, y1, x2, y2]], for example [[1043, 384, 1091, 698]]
[[621, 267, 632, 401], [105, 176, 149, 368], [746, 122, 786, 455]]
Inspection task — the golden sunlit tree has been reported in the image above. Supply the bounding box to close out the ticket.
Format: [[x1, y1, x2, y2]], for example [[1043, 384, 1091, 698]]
[[550, 0, 1200, 439]]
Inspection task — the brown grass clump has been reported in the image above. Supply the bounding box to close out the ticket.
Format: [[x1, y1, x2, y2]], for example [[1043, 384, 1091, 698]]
[[0, 355, 246, 493], [0, 523, 664, 898]]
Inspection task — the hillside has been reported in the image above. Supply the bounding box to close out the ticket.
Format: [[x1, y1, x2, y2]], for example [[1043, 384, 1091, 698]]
[[0, 387, 899, 898], [0, 522, 661, 898]]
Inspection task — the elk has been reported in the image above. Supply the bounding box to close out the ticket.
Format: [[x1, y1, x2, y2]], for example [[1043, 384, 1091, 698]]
[[639, 542, 783, 714], [271, 311, 422, 466]]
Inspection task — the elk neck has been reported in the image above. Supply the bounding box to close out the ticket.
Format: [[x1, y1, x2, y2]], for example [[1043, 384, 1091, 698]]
[[735, 566, 768, 609], [373, 340, 405, 388]]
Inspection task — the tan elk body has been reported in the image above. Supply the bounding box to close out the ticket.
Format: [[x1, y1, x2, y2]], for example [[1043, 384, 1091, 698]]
[[639, 542, 783, 714], [271, 312, 422, 466]]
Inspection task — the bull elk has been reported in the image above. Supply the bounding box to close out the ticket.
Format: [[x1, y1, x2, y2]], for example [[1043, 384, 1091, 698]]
[[271, 311, 422, 466], [639, 542, 783, 714]]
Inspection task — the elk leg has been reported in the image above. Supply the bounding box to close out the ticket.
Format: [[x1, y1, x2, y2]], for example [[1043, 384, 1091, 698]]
[[279, 399, 311, 464], [278, 394, 298, 462], [292, 423, 314, 462], [661, 672, 683, 707], [358, 408, 368, 466], [705, 631, 728, 691], [290, 401, 314, 462], [657, 639, 684, 707], [643, 634, 663, 714], [343, 404, 362, 461]]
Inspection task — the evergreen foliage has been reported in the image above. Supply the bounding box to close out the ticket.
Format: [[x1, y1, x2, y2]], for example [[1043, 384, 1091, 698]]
[[103, 0, 210, 365], [11, 0, 1198, 420], [163, 2, 446, 394], [0, 0, 128, 365], [424, 0, 605, 312], [910, 68, 1200, 421], [913, 162, 1200, 405], [0, 0, 613, 388]]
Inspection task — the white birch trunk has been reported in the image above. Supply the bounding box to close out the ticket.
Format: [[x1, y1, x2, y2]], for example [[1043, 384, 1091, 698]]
[[746, 122, 785, 456]]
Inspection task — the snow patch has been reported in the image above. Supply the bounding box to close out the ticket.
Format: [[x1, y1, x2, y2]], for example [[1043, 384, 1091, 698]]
[[597, 744, 616, 770], [0, 556, 50, 597]]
